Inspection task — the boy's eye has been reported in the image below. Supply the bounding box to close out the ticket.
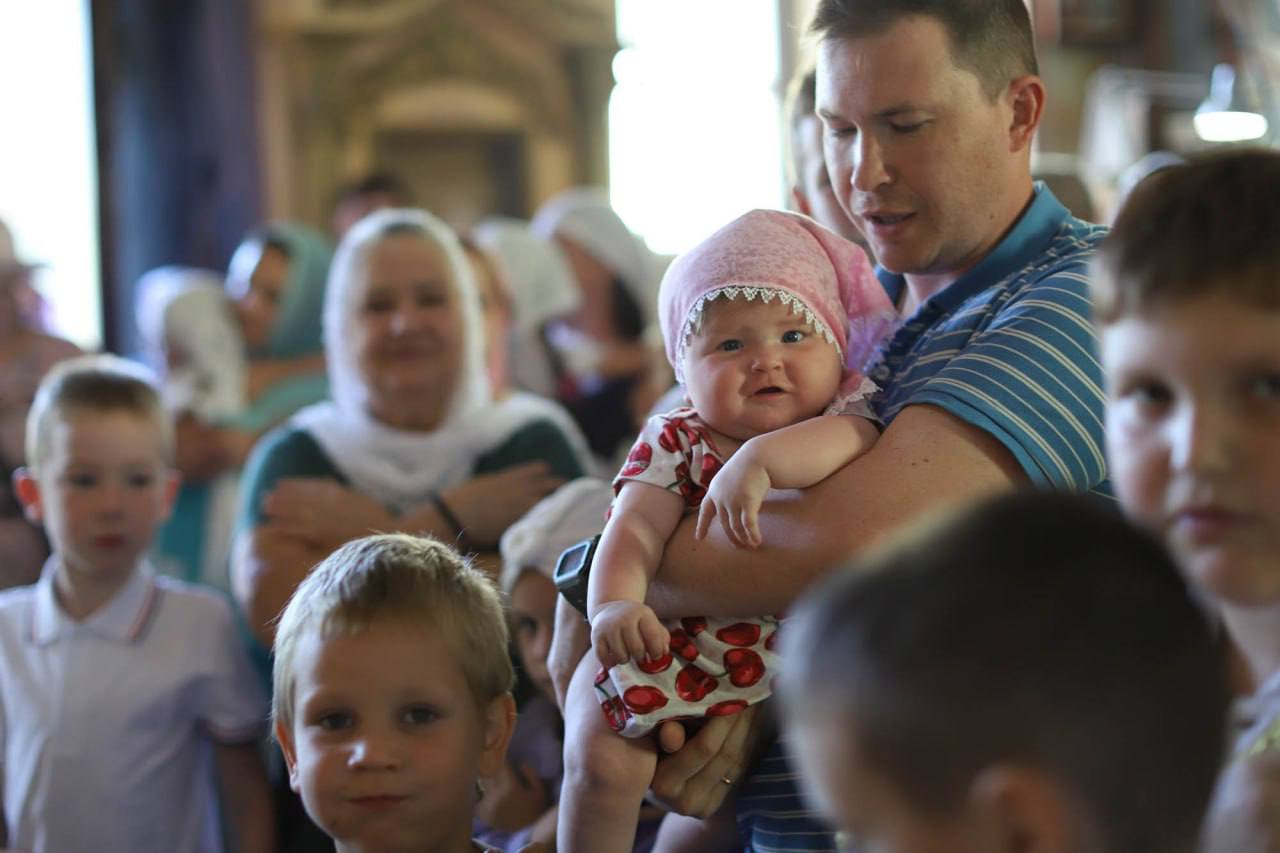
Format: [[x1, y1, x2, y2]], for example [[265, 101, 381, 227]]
[[1124, 380, 1174, 411], [512, 614, 537, 638], [781, 329, 806, 344], [716, 339, 743, 352], [316, 712, 353, 731], [1248, 372, 1280, 401], [127, 472, 155, 488], [64, 472, 97, 488], [402, 705, 439, 726]]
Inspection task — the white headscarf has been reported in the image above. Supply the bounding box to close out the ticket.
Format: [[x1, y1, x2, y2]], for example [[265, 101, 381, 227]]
[[471, 216, 579, 332], [530, 188, 664, 325], [498, 477, 613, 593], [135, 266, 246, 420], [292, 208, 571, 511]]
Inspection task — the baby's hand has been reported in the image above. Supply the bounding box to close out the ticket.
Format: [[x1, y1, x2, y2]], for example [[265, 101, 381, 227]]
[[590, 600, 671, 668], [696, 449, 771, 548]]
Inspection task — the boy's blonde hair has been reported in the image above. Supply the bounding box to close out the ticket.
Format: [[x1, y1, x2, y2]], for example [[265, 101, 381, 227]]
[[25, 353, 173, 472], [272, 533, 514, 730], [1094, 148, 1280, 324]]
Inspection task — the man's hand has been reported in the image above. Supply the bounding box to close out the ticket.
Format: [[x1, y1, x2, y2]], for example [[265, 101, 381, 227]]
[[649, 703, 770, 818], [696, 448, 771, 549], [589, 600, 670, 668]]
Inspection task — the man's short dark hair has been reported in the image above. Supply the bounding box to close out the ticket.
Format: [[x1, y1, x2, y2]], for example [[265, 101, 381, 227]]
[[1093, 148, 1280, 324], [809, 0, 1038, 100], [782, 491, 1228, 853]]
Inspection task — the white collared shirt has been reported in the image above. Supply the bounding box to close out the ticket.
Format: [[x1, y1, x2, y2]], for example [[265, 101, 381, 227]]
[[0, 560, 267, 852]]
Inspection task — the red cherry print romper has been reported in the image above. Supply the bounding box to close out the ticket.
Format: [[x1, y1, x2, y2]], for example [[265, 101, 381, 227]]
[[600, 408, 782, 738]]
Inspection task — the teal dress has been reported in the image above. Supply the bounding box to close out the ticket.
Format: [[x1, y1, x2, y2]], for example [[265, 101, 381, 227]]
[[234, 417, 586, 688]]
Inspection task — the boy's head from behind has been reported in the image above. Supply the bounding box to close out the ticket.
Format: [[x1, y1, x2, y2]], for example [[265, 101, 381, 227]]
[[1094, 149, 1280, 608], [272, 533, 515, 853], [780, 492, 1228, 853], [14, 354, 177, 583]]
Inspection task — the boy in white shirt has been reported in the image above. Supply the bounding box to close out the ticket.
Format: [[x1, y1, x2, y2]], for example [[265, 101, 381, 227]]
[[3, 354, 273, 852]]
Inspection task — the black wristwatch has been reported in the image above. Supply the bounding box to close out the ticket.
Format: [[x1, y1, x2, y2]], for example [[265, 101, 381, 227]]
[[554, 534, 600, 616]]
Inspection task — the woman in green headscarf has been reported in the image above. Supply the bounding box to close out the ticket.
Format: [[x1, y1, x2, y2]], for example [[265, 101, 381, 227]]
[[153, 222, 334, 591]]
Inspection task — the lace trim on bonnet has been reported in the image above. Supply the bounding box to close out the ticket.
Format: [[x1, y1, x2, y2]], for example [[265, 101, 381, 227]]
[[674, 284, 841, 384]]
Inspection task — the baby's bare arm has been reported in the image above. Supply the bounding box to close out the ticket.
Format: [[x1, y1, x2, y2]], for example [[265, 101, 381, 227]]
[[697, 415, 879, 548], [745, 414, 879, 489], [587, 482, 685, 665]]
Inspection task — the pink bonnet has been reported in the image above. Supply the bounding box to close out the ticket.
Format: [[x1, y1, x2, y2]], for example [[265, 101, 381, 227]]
[[658, 209, 895, 385]]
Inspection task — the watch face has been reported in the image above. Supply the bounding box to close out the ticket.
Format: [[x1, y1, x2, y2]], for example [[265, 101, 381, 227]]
[[554, 535, 598, 614]]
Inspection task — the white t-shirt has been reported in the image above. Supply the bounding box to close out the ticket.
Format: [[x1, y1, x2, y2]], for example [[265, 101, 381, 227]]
[[0, 561, 267, 852]]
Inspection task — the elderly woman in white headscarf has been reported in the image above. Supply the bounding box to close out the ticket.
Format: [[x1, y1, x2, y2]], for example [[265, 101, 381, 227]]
[[482, 190, 670, 467], [231, 208, 593, 647]]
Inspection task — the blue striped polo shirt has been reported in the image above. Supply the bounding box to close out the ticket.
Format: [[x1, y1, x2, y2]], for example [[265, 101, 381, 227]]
[[735, 186, 1112, 851]]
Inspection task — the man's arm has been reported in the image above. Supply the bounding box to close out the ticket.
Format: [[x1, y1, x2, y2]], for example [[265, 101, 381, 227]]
[[647, 403, 1028, 617]]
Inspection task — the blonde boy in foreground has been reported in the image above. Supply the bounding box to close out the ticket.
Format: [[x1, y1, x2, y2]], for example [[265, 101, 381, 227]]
[[1093, 149, 1280, 852], [2, 354, 272, 852], [272, 533, 517, 853]]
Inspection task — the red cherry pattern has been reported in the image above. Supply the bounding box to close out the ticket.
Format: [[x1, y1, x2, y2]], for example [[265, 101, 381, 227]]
[[706, 699, 749, 717], [619, 441, 653, 478], [601, 695, 628, 731], [623, 685, 669, 715], [716, 622, 761, 647], [681, 617, 708, 636], [669, 628, 700, 662], [675, 665, 719, 703], [724, 648, 765, 688], [637, 653, 673, 674]]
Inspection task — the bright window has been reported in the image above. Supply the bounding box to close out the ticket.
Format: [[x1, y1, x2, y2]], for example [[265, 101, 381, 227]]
[[0, 1, 101, 349], [610, 1, 784, 256]]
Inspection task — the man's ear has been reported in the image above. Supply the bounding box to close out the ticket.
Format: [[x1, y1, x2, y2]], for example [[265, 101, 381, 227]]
[[275, 719, 302, 793], [1005, 74, 1046, 154], [968, 764, 1074, 853], [477, 693, 517, 780], [12, 468, 44, 525]]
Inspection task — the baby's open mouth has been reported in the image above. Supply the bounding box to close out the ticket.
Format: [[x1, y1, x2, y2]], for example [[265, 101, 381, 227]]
[[755, 386, 784, 395]]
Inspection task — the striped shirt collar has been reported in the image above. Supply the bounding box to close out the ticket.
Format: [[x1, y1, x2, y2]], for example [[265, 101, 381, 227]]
[[877, 183, 1071, 317], [29, 558, 159, 646]]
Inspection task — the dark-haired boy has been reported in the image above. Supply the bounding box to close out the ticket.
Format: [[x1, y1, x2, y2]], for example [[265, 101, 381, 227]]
[[1093, 148, 1280, 853], [781, 492, 1228, 853]]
